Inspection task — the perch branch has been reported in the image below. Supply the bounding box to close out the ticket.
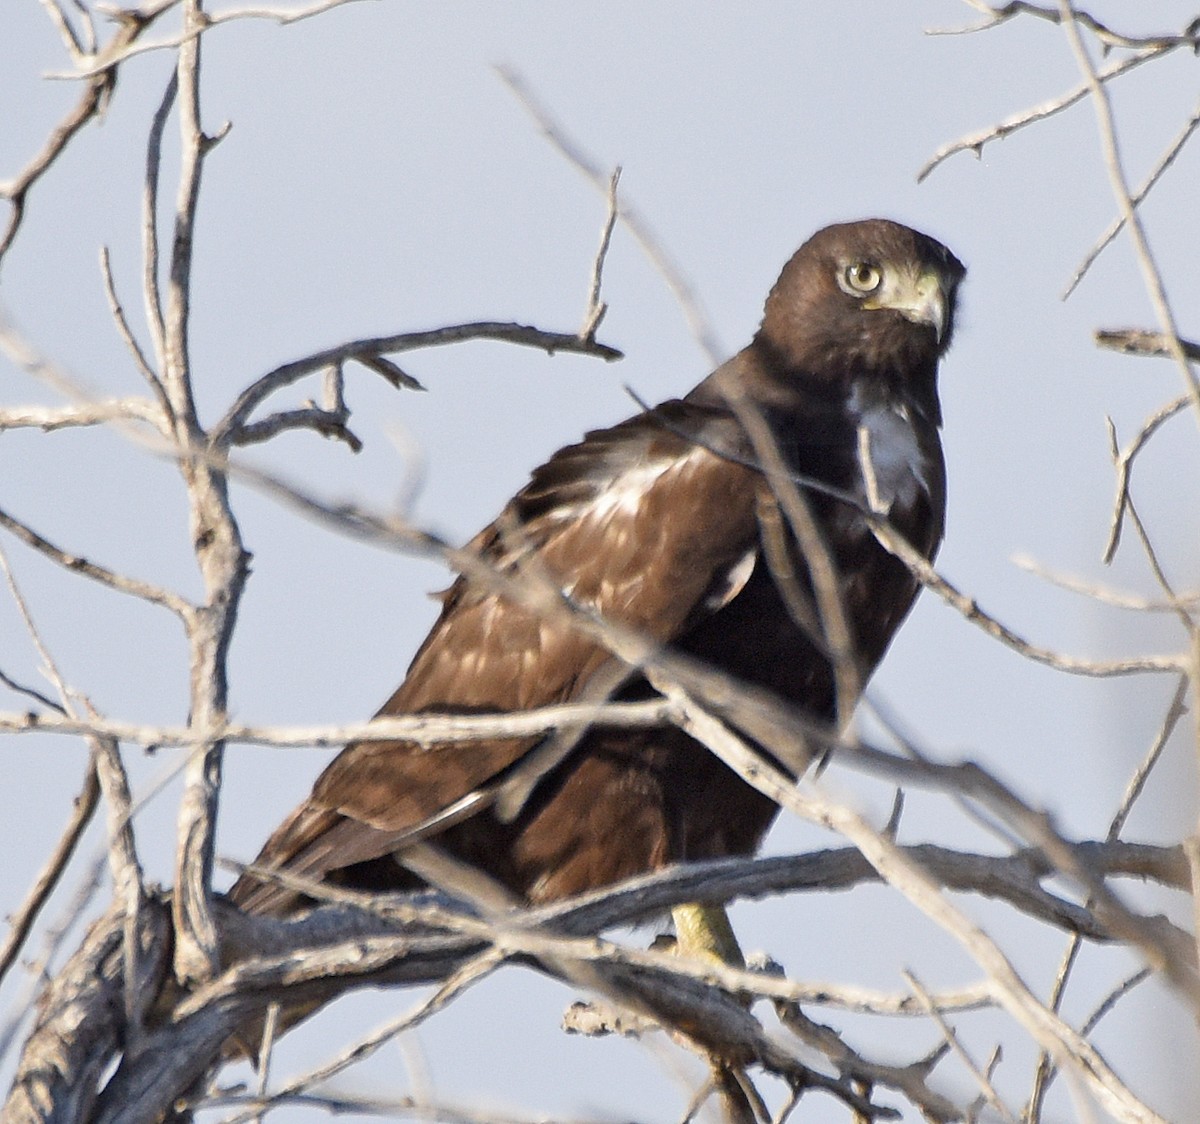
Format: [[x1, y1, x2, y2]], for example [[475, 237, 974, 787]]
[[212, 321, 620, 445]]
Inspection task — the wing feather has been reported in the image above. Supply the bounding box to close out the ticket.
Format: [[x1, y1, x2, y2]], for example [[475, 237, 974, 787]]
[[232, 402, 763, 909]]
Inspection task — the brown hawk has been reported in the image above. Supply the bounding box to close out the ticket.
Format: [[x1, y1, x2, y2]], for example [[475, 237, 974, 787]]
[[230, 218, 964, 921]]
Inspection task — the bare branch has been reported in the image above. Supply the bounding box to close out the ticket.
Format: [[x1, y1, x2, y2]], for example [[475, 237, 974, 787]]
[[1058, 1, 1200, 419], [0, 3, 176, 267], [0, 502, 192, 618], [99, 244, 172, 421], [1111, 673, 1189, 840], [0, 398, 166, 433], [1122, 491, 1191, 633], [579, 166, 621, 342], [0, 311, 174, 440], [918, 44, 1178, 182], [1102, 395, 1191, 563], [59, 882, 891, 1124], [1025, 933, 1083, 1124], [229, 406, 365, 452], [57, 0, 372, 79], [665, 694, 1176, 1123], [1081, 968, 1152, 1037], [0, 761, 99, 988], [0, 666, 60, 711], [936, 2, 1200, 50], [498, 65, 724, 365], [0, 542, 148, 1045], [354, 351, 426, 390], [1013, 554, 1199, 613], [1064, 100, 1200, 298], [215, 951, 506, 1124], [212, 321, 621, 446], [0, 697, 675, 750], [165, 0, 245, 988], [770, 1000, 957, 1122], [868, 516, 1184, 677], [904, 969, 1017, 1122], [1027, 669, 1185, 1123], [1095, 328, 1200, 363], [8, 826, 1186, 1123], [142, 69, 177, 369], [3, 898, 173, 1124]]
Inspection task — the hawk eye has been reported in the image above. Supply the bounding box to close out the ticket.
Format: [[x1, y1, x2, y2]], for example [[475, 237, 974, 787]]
[[844, 262, 882, 294]]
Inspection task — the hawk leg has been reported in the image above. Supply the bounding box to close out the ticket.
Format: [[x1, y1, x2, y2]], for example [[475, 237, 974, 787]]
[[670, 903, 767, 1124]]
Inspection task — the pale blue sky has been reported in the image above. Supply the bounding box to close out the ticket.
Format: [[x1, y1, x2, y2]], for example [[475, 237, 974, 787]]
[[2, 3, 1199, 1120]]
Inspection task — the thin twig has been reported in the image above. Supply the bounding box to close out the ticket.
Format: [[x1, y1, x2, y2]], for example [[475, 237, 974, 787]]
[[771, 1000, 956, 1121], [0, 760, 100, 988], [251, 1001, 279, 1124], [0, 667, 61, 711], [1096, 329, 1200, 363], [1012, 554, 1198, 613], [868, 516, 1183, 677], [1101, 396, 1191, 564], [1025, 935, 1083, 1123], [1022, 673, 1184, 1121], [498, 64, 724, 365], [934, 2, 1199, 49], [1121, 488, 1189, 630], [218, 950, 505, 1124], [0, 2, 176, 266], [919, 43, 1175, 182], [0, 546, 146, 1032], [0, 503, 192, 618], [99, 244, 172, 424], [1058, 1, 1200, 419], [1063, 99, 1200, 298], [579, 166, 621, 341], [904, 969, 1016, 1122], [967, 1047, 1005, 1124], [1081, 968, 1152, 1038], [229, 407, 365, 451], [56, 0, 371, 79], [142, 70, 177, 369], [212, 321, 621, 444]]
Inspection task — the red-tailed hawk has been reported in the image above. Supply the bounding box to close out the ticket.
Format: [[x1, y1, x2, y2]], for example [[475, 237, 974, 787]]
[[231, 218, 964, 919]]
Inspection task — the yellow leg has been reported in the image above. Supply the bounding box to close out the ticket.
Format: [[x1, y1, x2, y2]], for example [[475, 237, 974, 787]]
[[670, 903, 765, 1124], [671, 901, 745, 968]]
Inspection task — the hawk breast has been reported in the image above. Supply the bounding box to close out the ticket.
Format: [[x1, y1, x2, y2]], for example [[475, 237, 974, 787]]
[[848, 384, 936, 516]]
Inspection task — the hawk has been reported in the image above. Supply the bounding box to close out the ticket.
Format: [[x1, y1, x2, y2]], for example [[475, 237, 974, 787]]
[[230, 219, 964, 922]]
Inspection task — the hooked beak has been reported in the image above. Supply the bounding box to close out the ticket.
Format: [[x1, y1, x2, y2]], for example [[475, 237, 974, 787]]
[[891, 268, 950, 342]]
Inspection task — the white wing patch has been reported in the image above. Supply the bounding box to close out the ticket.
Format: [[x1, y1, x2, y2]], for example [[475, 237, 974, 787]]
[[556, 446, 707, 525], [579, 459, 676, 522], [547, 446, 722, 608], [849, 387, 930, 513], [704, 547, 756, 611]]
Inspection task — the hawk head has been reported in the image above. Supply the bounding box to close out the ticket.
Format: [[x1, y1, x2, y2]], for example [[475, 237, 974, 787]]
[[755, 218, 965, 391]]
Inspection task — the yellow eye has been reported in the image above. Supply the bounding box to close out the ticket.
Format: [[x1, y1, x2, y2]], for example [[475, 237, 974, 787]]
[[843, 262, 882, 293]]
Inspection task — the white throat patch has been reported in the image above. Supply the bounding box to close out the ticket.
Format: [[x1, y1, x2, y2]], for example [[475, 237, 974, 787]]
[[849, 386, 929, 513]]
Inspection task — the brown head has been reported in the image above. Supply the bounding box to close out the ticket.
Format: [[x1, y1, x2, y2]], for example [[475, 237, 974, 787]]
[[754, 218, 965, 395]]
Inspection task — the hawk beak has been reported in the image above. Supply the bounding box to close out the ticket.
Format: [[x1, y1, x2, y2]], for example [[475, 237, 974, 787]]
[[891, 269, 949, 343]]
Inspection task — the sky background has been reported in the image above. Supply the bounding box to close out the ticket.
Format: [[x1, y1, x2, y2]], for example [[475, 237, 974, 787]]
[[2, 2, 1200, 1121]]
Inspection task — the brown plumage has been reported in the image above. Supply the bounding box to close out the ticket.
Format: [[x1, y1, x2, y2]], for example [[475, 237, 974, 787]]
[[230, 218, 964, 917]]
